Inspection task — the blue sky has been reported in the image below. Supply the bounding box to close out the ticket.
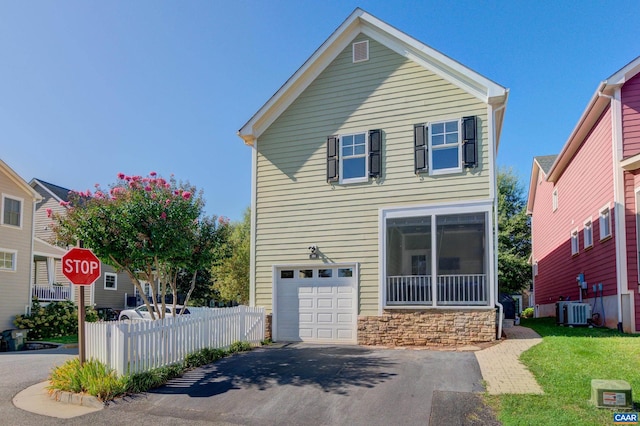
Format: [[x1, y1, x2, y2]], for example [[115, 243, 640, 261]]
[[2, 1, 639, 221]]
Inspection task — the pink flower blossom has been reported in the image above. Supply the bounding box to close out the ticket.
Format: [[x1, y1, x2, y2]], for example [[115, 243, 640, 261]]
[[46, 208, 52, 218], [94, 183, 100, 188], [144, 186, 152, 192], [60, 201, 70, 207], [117, 172, 125, 179], [165, 199, 171, 205], [182, 191, 191, 200], [160, 212, 167, 220], [150, 171, 157, 177]]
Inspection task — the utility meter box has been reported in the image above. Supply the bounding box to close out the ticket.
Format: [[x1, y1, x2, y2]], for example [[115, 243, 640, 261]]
[[590, 379, 633, 409]]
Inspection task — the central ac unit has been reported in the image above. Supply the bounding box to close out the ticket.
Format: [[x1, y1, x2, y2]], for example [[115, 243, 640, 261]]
[[556, 301, 575, 324], [564, 303, 591, 326]]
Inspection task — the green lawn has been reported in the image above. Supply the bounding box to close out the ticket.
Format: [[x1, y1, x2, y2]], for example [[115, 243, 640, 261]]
[[487, 318, 640, 425], [33, 334, 78, 345]]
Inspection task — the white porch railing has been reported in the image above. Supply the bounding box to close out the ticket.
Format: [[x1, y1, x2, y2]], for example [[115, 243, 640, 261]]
[[386, 274, 488, 306], [32, 284, 71, 302], [386, 276, 432, 305], [85, 305, 265, 376], [437, 274, 487, 305]]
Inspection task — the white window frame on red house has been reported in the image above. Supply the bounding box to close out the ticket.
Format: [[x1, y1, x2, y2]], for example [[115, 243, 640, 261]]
[[570, 228, 579, 255], [583, 218, 593, 249], [552, 189, 558, 212], [599, 205, 612, 240]]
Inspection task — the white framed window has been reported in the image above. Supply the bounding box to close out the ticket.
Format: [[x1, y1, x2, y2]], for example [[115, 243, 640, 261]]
[[1, 195, 23, 228], [429, 120, 461, 175], [0, 249, 17, 272], [533, 261, 538, 277], [571, 228, 579, 255], [552, 189, 558, 212], [340, 132, 368, 183], [104, 272, 117, 290], [599, 205, 612, 240], [583, 219, 593, 249]]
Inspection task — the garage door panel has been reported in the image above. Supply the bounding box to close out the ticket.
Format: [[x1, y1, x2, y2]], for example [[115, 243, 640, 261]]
[[337, 298, 353, 309], [317, 313, 334, 323], [299, 298, 313, 309], [299, 313, 313, 323], [317, 286, 333, 294], [337, 329, 354, 339], [336, 313, 353, 323], [317, 298, 334, 308]]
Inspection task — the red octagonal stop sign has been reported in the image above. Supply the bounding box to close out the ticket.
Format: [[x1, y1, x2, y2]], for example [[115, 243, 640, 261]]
[[62, 248, 101, 285]]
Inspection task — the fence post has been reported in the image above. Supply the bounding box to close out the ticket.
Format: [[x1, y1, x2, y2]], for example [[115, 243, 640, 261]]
[[115, 322, 127, 376], [239, 306, 246, 342]]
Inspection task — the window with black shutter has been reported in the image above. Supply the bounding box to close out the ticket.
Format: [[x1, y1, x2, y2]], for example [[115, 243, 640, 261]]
[[414, 124, 427, 173], [369, 129, 381, 177], [326, 135, 339, 182], [462, 116, 477, 168]]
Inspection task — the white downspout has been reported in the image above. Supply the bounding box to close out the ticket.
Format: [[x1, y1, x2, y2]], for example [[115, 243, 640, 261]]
[[27, 200, 39, 314], [601, 89, 627, 331], [249, 139, 258, 307], [490, 101, 507, 339]]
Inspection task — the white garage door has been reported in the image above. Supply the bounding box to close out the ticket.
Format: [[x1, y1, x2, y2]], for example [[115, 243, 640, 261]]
[[275, 265, 357, 343]]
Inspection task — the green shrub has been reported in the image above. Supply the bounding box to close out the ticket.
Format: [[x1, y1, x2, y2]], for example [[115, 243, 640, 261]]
[[14, 299, 96, 340], [521, 307, 534, 319], [49, 341, 256, 401], [49, 358, 125, 401]]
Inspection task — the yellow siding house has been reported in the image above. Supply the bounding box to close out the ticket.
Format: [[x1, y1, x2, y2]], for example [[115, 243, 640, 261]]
[[238, 9, 509, 346]]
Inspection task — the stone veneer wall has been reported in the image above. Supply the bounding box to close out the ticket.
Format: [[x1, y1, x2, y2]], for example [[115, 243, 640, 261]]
[[358, 309, 496, 346], [265, 313, 272, 341]]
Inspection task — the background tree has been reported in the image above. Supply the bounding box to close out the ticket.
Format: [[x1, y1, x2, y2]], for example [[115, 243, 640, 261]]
[[497, 168, 532, 294], [52, 172, 224, 318], [212, 208, 250, 304]]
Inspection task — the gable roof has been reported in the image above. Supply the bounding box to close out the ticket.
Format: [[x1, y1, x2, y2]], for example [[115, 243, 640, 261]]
[[238, 8, 508, 147], [30, 178, 71, 202], [526, 155, 558, 215], [0, 159, 42, 201], [546, 55, 640, 182]]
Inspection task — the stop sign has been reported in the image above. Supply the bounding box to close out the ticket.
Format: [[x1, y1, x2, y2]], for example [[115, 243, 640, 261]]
[[62, 248, 101, 285]]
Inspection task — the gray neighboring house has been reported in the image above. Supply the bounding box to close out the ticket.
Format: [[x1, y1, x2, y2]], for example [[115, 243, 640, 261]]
[[30, 178, 139, 310], [0, 159, 41, 330]]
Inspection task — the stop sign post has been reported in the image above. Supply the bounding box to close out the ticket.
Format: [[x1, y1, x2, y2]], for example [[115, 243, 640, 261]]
[[62, 247, 101, 365]]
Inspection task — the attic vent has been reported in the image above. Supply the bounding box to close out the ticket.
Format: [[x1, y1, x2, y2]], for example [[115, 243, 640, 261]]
[[352, 40, 369, 63]]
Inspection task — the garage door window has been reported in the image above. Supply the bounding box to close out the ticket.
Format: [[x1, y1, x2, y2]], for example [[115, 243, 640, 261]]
[[319, 269, 333, 278], [280, 270, 294, 279], [299, 269, 313, 278], [338, 268, 353, 277]]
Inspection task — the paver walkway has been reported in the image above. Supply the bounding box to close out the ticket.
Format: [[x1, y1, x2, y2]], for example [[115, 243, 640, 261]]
[[475, 325, 544, 395]]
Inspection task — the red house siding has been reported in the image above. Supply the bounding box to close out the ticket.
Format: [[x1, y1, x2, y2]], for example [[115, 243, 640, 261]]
[[626, 171, 640, 330], [622, 73, 640, 158], [532, 108, 616, 306]]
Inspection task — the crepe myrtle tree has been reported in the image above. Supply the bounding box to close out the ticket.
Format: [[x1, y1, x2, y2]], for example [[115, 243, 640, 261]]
[[51, 172, 226, 319]]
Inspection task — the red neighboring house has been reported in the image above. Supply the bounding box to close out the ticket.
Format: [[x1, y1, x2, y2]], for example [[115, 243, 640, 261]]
[[528, 56, 640, 333]]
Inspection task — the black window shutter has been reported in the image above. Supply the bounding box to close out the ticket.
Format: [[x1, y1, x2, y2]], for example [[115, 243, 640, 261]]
[[369, 129, 381, 177], [414, 124, 427, 173], [327, 136, 339, 182], [462, 116, 477, 168]]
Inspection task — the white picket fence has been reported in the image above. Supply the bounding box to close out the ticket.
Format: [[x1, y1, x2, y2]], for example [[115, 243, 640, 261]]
[[84, 306, 265, 376]]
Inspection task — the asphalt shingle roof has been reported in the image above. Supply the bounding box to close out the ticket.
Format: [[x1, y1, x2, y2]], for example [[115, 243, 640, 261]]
[[535, 155, 557, 175]]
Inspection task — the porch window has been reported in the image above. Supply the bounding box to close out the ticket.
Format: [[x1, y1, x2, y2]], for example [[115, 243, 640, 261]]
[[385, 212, 488, 307]]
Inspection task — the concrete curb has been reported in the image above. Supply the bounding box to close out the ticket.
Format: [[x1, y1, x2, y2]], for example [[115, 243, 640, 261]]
[[49, 388, 105, 409]]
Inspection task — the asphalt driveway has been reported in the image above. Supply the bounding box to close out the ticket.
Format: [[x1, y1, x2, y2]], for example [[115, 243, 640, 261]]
[[110, 344, 494, 425]]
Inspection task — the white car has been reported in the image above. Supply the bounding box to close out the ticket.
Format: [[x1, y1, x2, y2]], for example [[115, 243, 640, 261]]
[[118, 305, 190, 321]]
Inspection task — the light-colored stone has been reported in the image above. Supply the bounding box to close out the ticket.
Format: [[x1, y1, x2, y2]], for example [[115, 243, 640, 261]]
[[358, 309, 496, 347]]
